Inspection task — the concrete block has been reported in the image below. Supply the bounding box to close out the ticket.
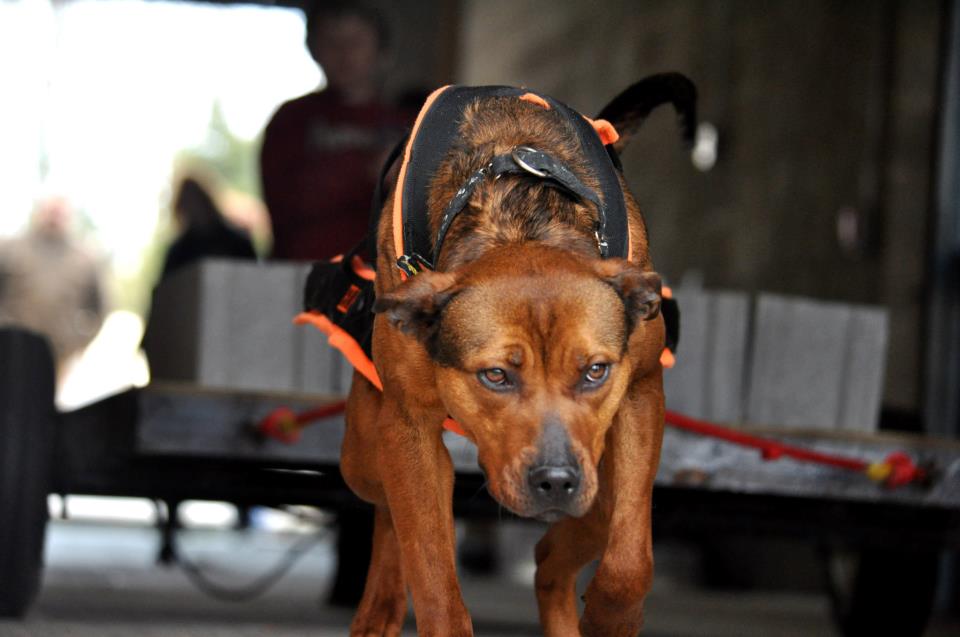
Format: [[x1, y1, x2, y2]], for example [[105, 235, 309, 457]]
[[663, 288, 750, 423], [297, 326, 341, 395], [219, 261, 300, 392], [294, 265, 341, 395], [836, 309, 888, 431], [143, 258, 344, 396], [337, 353, 355, 395], [745, 294, 887, 431], [142, 264, 203, 384]]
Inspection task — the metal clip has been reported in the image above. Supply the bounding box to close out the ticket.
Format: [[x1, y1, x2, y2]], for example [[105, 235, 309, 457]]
[[511, 146, 549, 178], [595, 228, 609, 258]]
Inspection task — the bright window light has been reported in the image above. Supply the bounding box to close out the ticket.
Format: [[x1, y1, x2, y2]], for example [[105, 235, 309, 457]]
[[0, 0, 320, 273]]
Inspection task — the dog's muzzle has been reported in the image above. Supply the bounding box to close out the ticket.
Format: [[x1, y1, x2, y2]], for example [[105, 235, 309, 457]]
[[527, 423, 584, 521]]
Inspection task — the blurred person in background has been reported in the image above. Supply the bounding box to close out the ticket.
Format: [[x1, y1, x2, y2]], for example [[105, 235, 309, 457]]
[[144, 172, 257, 371], [143, 171, 258, 366], [146, 173, 258, 551], [260, 0, 407, 261], [259, 0, 411, 607], [0, 196, 107, 377], [158, 174, 257, 279]]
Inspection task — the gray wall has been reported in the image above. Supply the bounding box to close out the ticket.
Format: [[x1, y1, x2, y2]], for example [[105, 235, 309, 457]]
[[459, 0, 945, 412], [371, 1, 461, 99]]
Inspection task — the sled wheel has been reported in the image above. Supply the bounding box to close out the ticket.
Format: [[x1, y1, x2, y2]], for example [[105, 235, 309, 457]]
[[0, 328, 57, 618]]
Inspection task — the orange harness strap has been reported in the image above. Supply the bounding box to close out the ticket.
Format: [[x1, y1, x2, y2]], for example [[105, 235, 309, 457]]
[[293, 312, 467, 437]]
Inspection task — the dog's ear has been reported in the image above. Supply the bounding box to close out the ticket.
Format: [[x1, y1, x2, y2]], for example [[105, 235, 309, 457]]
[[596, 72, 697, 154], [373, 270, 459, 343], [594, 259, 662, 331]]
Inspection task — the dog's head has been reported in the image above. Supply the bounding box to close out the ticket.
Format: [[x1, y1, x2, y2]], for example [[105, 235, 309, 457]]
[[374, 245, 661, 520]]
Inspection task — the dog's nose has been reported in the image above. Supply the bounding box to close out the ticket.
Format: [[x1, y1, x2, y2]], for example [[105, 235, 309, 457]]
[[528, 421, 582, 512], [528, 465, 581, 504]]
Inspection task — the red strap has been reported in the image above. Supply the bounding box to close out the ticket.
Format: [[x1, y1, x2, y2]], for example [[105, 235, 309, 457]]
[[665, 410, 928, 488], [258, 398, 925, 488], [665, 410, 867, 471], [259, 401, 348, 443]]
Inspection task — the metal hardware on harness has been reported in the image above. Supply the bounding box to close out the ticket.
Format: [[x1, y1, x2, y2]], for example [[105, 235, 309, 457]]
[[429, 146, 614, 266], [511, 146, 549, 178], [396, 253, 434, 277], [595, 227, 609, 257]]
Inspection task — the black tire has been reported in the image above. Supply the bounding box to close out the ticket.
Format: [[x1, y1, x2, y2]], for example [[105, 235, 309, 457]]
[[827, 547, 939, 637], [0, 328, 57, 618]]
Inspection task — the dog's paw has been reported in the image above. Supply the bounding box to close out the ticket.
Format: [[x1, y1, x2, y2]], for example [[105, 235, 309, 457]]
[[349, 619, 403, 637], [349, 601, 406, 637]]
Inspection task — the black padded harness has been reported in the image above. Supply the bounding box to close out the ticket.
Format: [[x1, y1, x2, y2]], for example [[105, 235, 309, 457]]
[[308, 82, 684, 361], [392, 85, 630, 276]]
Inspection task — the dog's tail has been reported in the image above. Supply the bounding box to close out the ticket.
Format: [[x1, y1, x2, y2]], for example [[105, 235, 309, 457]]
[[595, 73, 697, 154]]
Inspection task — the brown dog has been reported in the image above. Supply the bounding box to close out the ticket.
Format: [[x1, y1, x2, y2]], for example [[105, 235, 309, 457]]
[[339, 76, 695, 636]]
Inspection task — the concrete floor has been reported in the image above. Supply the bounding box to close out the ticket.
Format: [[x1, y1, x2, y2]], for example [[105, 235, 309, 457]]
[[1, 517, 956, 637]]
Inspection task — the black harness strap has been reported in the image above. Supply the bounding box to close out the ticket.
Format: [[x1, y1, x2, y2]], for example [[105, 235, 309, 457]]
[[401, 86, 525, 270], [431, 147, 610, 266], [544, 95, 629, 260]]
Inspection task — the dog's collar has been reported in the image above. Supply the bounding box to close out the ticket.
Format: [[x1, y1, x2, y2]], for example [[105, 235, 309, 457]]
[[390, 85, 631, 276]]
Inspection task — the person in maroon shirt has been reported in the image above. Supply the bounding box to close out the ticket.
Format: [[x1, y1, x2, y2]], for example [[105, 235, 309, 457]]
[[260, 2, 411, 608], [260, 2, 407, 261]]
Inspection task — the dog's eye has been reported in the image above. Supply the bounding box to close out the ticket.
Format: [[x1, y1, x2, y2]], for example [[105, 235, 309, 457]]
[[583, 363, 610, 386], [478, 368, 512, 390]]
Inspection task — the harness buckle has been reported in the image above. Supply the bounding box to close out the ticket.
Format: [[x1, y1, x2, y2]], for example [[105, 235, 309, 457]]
[[511, 146, 549, 178]]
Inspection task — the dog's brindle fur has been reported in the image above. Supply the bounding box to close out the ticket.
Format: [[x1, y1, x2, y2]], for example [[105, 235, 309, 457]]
[[340, 91, 666, 636]]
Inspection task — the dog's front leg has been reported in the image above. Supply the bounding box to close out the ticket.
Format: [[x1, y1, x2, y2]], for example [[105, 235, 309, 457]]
[[377, 396, 473, 636], [580, 370, 664, 637], [350, 506, 406, 637], [535, 508, 606, 635]]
